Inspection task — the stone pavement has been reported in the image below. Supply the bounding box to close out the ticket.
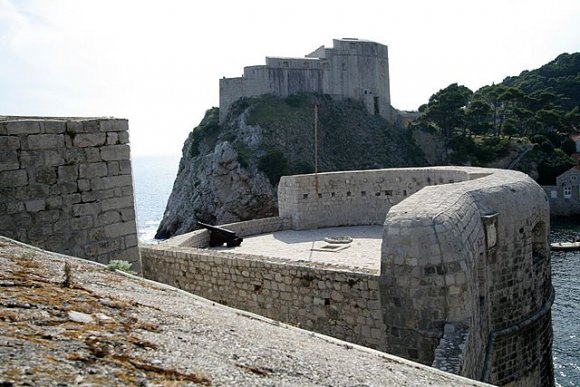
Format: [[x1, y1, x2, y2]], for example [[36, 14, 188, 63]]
[[210, 225, 383, 273]]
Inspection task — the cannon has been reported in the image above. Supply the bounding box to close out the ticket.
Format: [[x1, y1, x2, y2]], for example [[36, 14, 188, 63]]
[[197, 221, 243, 248]]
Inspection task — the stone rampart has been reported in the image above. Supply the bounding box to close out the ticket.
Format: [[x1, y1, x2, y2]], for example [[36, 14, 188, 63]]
[[0, 117, 140, 271], [144, 166, 553, 386], [141, 245, 387, 351], [278, 167, 486, 230]]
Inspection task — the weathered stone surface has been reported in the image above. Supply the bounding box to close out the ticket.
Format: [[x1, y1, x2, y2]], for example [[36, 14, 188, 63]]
[[0, 117, 140, 271], [100, 144, 130, 161], [27, 134, 64, 150], [0, 170, 28, 187], [5, 120, 41, 135], [73, 133, 106, 148]]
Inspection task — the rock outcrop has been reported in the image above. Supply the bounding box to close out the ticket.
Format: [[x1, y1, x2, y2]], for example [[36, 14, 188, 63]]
[[156, 94, 426, 239]]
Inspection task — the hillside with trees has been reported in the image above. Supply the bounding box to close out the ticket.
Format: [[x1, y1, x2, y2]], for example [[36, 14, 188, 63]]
[[412, 52, 579, 184]]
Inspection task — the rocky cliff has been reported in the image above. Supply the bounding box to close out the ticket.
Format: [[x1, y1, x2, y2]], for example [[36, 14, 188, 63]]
[[156, 94, 425, 239]]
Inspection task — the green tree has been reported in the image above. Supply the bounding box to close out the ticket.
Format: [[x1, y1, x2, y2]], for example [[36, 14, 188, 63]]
[[423, 83, 473, 137]]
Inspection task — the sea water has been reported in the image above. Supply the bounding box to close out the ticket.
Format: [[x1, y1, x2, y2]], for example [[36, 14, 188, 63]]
[[132, 156, 579, 386], [132, 154, 180, 243]]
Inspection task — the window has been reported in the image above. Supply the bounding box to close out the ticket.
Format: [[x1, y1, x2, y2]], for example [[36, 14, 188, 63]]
[[564, 186, 572, 199], [551, 190, 558, 199]]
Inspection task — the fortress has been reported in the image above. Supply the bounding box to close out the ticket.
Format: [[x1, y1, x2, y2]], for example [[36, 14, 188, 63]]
[[143, 166, 554, 386], [1, 121, 555, 384], [219, 38, 396, 124]]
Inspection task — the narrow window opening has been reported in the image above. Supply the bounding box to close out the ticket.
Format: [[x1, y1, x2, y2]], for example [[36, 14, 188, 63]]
[[374, 96, 380, 115]]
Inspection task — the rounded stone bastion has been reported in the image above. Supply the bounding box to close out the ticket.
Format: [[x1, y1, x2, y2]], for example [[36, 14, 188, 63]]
[[142, 166, 553, 387]]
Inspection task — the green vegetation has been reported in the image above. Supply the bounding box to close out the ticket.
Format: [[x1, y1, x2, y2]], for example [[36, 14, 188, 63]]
[[412, 52, 579, 182], [106, 260, 136, 275], [245, 93, 425, 175], [258, 148, 288, 185], [189, 107, 220, 157]]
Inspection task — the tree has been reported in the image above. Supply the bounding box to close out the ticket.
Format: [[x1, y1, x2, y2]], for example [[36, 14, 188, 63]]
[[423, 83, 473, 137]]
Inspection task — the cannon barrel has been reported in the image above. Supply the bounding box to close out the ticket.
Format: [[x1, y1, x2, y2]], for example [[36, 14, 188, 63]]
[[197, 221, 243, 247]]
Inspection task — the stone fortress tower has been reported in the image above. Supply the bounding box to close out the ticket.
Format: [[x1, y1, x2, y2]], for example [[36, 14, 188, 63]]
[[219, 38, 394, 124]]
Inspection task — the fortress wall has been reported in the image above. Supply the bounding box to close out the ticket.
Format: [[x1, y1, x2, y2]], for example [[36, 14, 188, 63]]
[[141, 245, 387, 351], [380, 169, 553, 386], [219, 74, 269, 123], [0, 117, 141, 270], [278, 167, 477, 230]]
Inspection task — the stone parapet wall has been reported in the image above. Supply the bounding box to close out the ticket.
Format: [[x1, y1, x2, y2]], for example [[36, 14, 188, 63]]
[[141, 245, 387, 351], [151, 166, 553, 386], [0, 117, 140, 270], [278, 167, 486, 230]]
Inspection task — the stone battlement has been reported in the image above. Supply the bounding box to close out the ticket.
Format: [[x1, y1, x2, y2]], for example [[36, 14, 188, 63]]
[[143, 166, 554, 386]]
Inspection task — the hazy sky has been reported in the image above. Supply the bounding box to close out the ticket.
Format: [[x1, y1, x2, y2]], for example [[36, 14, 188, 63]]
[[1, 0, 578, 156]]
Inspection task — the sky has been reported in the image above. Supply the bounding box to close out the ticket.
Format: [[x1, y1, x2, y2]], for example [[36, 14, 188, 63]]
[[0, 0, 578, 156]]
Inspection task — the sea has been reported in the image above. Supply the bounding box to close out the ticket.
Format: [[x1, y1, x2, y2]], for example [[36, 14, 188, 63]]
[[132, 155, 579, 386]]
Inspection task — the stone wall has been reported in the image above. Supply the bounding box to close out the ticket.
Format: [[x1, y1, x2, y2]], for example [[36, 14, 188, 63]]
[[379, 168, 553, 386], [278, 167, 485, 230], [145, 166, 553, 386], [141, 245, 387, 351], [0, 117, 140, 271]]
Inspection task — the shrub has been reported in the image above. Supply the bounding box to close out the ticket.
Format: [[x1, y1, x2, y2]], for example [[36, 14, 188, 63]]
[[107, 260, 136, 275], [258, 149, 288, 185]]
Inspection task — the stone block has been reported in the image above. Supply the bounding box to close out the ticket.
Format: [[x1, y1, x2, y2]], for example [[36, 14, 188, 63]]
[[0, 154, 20, 171], [107, 161, 120, 175], [27, 134, 64, 150], [120, 208, 135, 221], [72, 202, 100, 216], [118, 131, 130, 144], [43, 120, 66, 134], [21, 150, 64, 167], [91, 175, 132, 190], [73, 132, 106, 148], [125, 234, 138, 248], [106, 132, 118, 145], [5, 120, 41, 135], [35, 167, 57, 184], [0, 136, 21, 149], [36, 209, 60, 223], [65, 148, 86, 163], [97, 211, 121, 226], [105, 221, 136, 238], [71, 215, 93, 230], [78, 162, 107, 179], [85, 148, 101, 162], [78, 179, 91, 192], [100, 144, 130, 161], [46, 196, 63, 209], [0, 170, 28, 187], [25, 199, 47, 213], [5, 201, 24, 214], [99, 119, 128, 132]]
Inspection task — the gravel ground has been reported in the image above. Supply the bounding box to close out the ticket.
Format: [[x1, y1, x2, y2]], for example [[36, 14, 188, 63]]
[[0, 236, 490, 386]]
